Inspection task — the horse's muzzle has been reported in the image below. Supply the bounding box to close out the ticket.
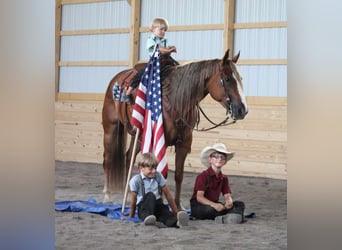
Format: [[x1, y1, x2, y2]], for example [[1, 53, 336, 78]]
[[227, 99, 248, 120]]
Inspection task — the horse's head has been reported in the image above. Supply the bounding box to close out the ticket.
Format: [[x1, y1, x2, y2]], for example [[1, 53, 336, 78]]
[[208, 49, 248, 120]]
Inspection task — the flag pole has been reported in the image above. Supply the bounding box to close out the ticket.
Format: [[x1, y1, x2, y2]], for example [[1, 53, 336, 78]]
[[121, 128, 140, 215]]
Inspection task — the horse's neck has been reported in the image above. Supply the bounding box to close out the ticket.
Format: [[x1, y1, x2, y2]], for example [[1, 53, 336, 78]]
[[162, 83, 206, 125], [162, 59, 219, 122]]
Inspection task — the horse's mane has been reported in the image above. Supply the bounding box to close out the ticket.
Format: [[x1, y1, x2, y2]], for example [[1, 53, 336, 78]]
[[161, 59, 220, 120]]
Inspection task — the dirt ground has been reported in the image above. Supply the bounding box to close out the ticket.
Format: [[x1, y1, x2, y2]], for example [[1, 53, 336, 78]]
[[55, 160, 287, 250]]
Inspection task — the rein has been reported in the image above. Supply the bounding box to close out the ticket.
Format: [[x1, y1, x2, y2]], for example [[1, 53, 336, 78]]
[[194, 105, 236, 131], [192, 76, 236, 131]]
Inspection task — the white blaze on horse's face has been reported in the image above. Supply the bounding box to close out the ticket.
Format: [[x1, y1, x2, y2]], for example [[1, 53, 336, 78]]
[[230, 62, 248, 114]]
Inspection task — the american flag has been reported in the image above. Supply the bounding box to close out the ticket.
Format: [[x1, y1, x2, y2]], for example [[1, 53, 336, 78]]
[[130, 45, 168, 177]]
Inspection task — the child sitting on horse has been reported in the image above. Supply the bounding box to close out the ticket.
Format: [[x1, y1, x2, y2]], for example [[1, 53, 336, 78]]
[[124, 17, 177, 104], [128, 152, 188, 228]]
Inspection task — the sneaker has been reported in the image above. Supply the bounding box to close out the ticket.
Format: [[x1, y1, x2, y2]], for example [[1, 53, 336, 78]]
[[144, 215, 156, 226], [222, 213, 242, 224], [214, 215, 224, 224], [215, 214, 242, 224], [177, 211, 189, 228]]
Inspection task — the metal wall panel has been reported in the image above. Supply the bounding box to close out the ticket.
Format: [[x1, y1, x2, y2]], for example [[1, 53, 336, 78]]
[[234, 0, 287, 97], [139, 30, 224, 61], [235, 0, 287, 22], [140, 0, 224, 61], [239, 65, 287, 97], [59, 66, 127, 93], [60, 33, 130, 61], [140, 0, 224, 26], [61, 1, 130, 30], [234, 28, 287, 59], [59, 1, 130, 93]]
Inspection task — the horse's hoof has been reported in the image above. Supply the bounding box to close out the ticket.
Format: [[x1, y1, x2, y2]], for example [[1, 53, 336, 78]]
[[103, 194, 111, 203], [177, 201, 186, 211]]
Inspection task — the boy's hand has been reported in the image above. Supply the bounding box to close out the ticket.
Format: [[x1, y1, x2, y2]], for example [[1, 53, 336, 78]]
[[168, 45, 177, 53], [225, 197, 233, 209], [211, 202, 226, 212]]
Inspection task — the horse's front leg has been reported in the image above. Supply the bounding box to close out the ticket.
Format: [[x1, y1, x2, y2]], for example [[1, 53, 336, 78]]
[[174, 137, 192, 211]]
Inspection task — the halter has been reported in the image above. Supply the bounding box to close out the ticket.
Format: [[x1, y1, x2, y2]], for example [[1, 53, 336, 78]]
[[220, 75, 233, 116]]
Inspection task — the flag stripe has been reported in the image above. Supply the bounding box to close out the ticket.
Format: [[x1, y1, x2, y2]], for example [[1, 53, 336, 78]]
[[130, 45, 168, 176]]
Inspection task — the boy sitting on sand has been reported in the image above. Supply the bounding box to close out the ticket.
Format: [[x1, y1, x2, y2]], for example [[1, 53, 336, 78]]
[[128, 152, 188, 228], [190, 143, 246, 224]]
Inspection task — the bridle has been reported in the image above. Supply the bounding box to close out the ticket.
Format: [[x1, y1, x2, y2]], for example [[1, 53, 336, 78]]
[[220, 75, 233, 115], [192, 75, 237, 132]]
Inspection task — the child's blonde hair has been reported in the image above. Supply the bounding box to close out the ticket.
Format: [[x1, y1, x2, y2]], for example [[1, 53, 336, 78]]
[[137, 152, 158, 168], [150, 17, 169, 31]]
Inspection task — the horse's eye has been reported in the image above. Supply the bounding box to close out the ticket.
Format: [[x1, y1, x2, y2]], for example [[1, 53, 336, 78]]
[[225, 77, 231, 82]]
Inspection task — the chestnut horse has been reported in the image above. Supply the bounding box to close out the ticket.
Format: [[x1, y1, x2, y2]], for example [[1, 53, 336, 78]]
[[102, 49, 248, 209]]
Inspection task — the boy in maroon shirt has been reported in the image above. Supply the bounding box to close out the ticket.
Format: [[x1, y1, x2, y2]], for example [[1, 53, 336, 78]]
[[190, 143, 246, 224]]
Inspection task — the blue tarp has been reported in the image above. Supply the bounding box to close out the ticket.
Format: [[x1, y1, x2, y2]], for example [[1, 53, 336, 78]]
[[55, 197, 255, 222], [55, 197, 142, 222]]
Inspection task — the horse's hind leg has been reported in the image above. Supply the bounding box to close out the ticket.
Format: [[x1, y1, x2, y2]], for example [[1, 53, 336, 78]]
[[102, 121, 116, 203]]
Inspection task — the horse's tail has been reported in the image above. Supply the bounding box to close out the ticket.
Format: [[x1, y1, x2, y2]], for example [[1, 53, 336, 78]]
[[102, 79, 128, 197], [111, 122, 127, 191]]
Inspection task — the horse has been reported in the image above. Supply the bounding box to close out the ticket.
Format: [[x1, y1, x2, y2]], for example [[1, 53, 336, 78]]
[[101, 49, 248, 209]]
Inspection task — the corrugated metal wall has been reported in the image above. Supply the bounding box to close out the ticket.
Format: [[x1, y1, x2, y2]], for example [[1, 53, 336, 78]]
[[140, 0, 224, 25], [57, 0, 287, 96], [139, 0, 224, 60], [61, 1, 130, 30], [139, 30, 224, 61], [235, 0, 287, 96], [59, 0, 131, 93]]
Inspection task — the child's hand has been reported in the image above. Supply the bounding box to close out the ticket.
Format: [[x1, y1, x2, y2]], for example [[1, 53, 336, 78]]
[[225, 197, 233, 209], [211, 202, 226, 212], [169, 46, 177, 53]]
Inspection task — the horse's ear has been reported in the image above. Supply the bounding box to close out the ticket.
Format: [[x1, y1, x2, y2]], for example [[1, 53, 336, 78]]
[[223, 49, 230, 64], [232, 51, 240, 63]]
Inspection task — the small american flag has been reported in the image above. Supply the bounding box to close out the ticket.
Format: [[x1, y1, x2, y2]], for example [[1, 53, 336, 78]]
[[131, 45, 168, 177]]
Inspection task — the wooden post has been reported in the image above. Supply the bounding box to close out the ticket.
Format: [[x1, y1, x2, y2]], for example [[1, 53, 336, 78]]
[[129, 0, 141, 68], [223, 0, 235, 53], [55, 0, 62, 101]]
